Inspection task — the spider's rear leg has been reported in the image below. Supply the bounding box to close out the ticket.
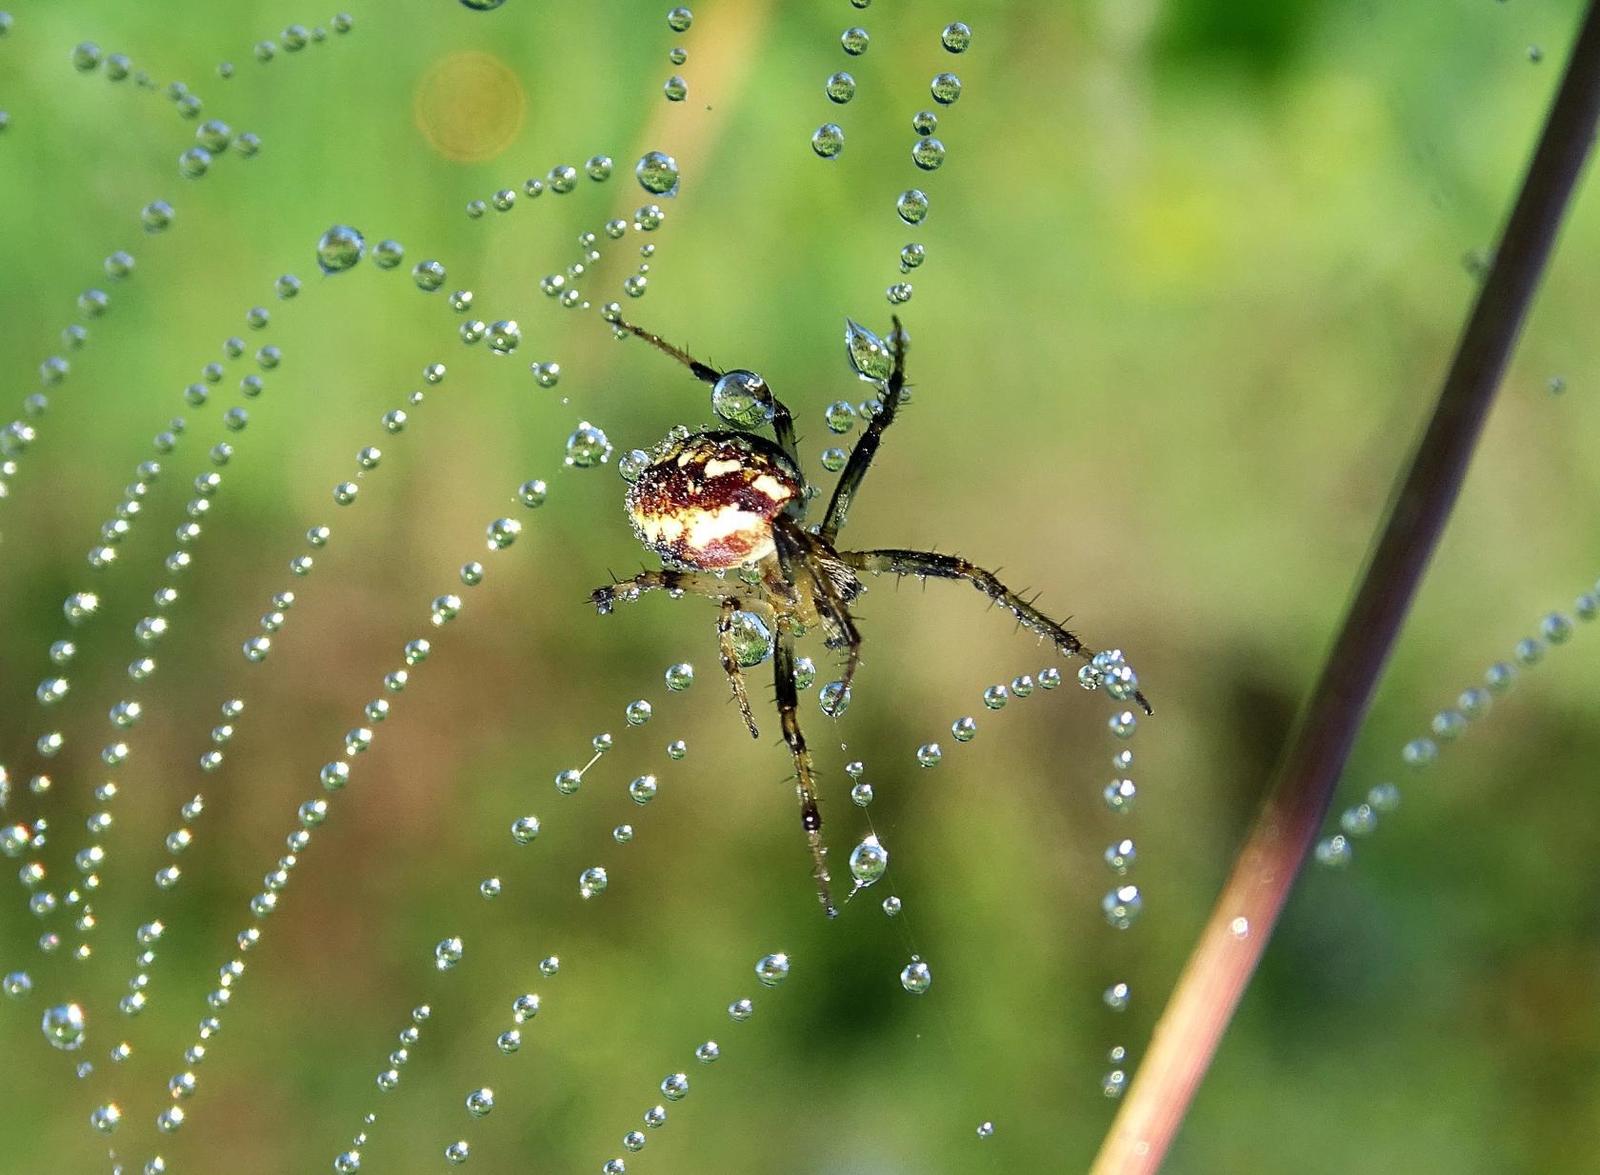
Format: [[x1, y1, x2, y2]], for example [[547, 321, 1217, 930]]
[[774, 614, 837, 917], [838, 548, 1153, 715], [717, 598, 761, 739], [589, 568, 733, 613], [590, 569, 771, 736]]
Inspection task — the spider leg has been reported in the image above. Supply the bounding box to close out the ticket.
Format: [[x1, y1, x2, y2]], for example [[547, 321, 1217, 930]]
[[608, 312, 801, 467], [717, 597, 761, 739], [838, 547, 1153, 715], [590, 569, 772, 737], [773, 515, 863, 693], [820, 315, 908, 545], [589, 568, 735, 613], [773, 613, 837, 917]]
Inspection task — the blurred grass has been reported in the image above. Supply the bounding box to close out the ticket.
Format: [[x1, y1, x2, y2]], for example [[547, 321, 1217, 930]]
[[1, 0, 1599, 1171]]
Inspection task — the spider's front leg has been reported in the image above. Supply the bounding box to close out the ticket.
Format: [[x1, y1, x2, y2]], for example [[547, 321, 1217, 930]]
[[608, 313, 803, 468], [820, 315, 909, 545], [838, 548, 1153, 715], [773, 614, 837, 918]]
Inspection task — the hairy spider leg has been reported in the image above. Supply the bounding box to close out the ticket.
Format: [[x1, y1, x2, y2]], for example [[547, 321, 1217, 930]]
[[838, 548, 1154, 715], [773, 514, 863, 693], [610, 314, 802, 467], [589, 569, 771, 737], [772, 612, 837, 917], [820, 314, 908, 545], [717, 597, 761, 739]]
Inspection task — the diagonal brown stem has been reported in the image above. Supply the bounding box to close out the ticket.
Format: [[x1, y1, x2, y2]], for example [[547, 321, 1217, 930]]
[[1091, 4, 1600, 1171]]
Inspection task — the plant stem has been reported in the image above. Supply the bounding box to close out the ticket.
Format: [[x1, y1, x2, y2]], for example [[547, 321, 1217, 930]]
[[1090, 4, 1600, 1171]]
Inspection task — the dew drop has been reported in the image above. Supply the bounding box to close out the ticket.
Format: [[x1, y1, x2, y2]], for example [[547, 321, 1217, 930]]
[[899, 958, 932, 995], [565, 422, 614, 467], [848, 835, 888, 887], [754, 952, 790, 987], [811, 123, 845, 159], [635, 150, 680, 197], [316, 225, 365, 274]]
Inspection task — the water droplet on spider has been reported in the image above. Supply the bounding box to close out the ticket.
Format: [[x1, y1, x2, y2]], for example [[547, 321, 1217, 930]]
[[635, 150, 680, 197], [811, 123, 845, 159], [791, 656, 817, 689], [824, 400, 857, 433], [727, 610, 774, 666], [900, 958, 932, 995], [916, 743, 942, 768], [711, 370, 775, 428], [565, 421, 613, 467], [896, 189, 930, 225], [42, 1002, 87, 1050], [848, 835, 888, 886], [619, 449, 650, 483], [819, 681, 851, 717], [844, 319, 894, 382], [754, 952, 791, 987], [1102, 884, 1142, 929], [840, 26, 870, 54], [316, 225, 365, 274], [850, 781, 874, 806], [579, 866, 609, 899], [433, 936, 464, 970]]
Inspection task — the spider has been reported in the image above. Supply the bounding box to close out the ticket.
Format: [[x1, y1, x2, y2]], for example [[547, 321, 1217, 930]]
[[591, 314, 1151, 917]]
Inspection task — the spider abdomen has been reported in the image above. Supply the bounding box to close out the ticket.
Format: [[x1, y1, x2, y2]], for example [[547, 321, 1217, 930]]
[[625, 430, 804, 569]]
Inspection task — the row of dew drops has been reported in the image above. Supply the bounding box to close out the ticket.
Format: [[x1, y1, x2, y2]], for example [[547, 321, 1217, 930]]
[[1314, 586, 1600, 867], [2, 11, 340, 503], [811, 9, 971, 310]]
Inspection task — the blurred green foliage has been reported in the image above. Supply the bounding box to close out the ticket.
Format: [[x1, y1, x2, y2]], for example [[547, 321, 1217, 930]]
[[2, 0, 1599, 1171]]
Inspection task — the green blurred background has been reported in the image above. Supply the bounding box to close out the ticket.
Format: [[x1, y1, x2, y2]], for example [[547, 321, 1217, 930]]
[[2, 0, 1599, 1170]]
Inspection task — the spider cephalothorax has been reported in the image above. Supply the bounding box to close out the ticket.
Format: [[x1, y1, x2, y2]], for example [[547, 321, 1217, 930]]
[[593, 315, 1150, 917]]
